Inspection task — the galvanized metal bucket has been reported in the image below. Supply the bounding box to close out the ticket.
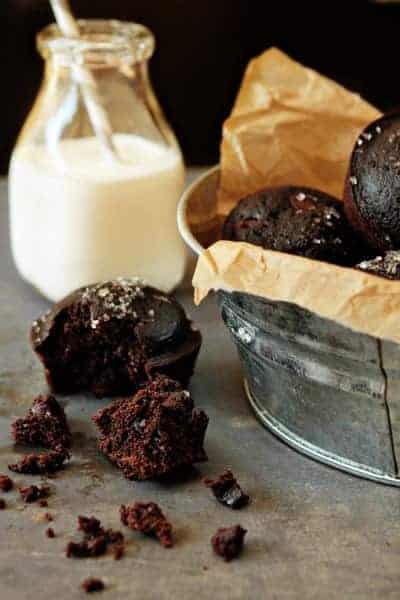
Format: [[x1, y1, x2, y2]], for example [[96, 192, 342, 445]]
[[178, 167, 400, 486]]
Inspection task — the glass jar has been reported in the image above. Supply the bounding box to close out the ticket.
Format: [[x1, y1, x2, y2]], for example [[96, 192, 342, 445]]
[[9, 20, 187, 302]]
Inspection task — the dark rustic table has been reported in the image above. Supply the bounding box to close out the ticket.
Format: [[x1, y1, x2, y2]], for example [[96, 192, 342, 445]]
[[1, 175, 400, 600]]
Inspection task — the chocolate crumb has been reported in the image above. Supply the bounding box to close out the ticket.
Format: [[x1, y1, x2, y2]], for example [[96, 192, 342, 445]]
[[11, 394, 71, 450], [120, 502, 173, 548], [0, 499, 6, 510], [66, 537, 107, 559], [19, 485, 50, 504], [46, 527, 55, 538], [9, 450, 69, 475], [113, 545, 124, 560], [39, 500, 49, 508], [81, 578, 104, 593], [66, 515, 124, 559], [0, 474, 13, 492], [78, 515, 102, 537], [45, 512, 53, 521], [204, 469, 249, 509], [211, 525, 247, 561]]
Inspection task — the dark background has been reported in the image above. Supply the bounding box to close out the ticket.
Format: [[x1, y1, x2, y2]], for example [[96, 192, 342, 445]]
[[2, 0, 400, 173]]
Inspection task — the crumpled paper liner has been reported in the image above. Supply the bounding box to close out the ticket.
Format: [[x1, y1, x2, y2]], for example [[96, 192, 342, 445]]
[[218, 47, 380, 213], [193, 241, 400, 343], [191, 48, 400, 343]]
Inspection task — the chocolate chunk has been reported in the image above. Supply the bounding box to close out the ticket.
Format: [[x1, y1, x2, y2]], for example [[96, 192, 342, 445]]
[[81, 578, 104, 593], [45, 512, 53, 521], [0, 499, 6, 510], [0, 474, 13, 492], [31, 280, 201, 398], [223, 186, 372, 266], [120, 502, 173, 548], [93, 375, 208, 480], [19, 485, 50, 503], [11, 394, 71, 450], [204, 469, 249, 509], [46, 527, 55, 538], [211, 525, 247, 561], [9, 450, 69, 475]]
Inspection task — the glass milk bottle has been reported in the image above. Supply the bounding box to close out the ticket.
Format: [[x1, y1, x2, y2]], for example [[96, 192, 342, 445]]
[[9, 20, 187, 302]]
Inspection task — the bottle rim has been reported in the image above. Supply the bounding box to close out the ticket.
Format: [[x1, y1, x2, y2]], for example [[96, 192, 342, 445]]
[[37, 19, 155, 65]]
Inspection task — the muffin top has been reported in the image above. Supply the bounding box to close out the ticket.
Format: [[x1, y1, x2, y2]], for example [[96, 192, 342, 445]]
[[30, 278, 202, 397], [31, 278, 188, 352], [222, 185, 371, 266], [344, 113, 400, 252]]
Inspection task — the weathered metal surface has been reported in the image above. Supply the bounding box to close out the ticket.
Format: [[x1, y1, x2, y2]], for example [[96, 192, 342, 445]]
[[219, 290, 400, 484], [2, 178, 400, 599]]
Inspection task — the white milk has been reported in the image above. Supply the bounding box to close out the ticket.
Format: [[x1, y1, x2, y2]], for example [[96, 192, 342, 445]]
[[9, 134, 187, 301]]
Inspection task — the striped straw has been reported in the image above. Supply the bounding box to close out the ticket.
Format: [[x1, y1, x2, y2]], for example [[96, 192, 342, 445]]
[[50, 0, 118, 161]]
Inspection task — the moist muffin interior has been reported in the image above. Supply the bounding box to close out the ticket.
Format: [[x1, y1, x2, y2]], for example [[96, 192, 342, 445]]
[[31, 279, 202, 397]]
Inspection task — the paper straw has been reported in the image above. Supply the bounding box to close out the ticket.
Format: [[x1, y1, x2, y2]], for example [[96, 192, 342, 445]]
[[50, 0, 118, 161]]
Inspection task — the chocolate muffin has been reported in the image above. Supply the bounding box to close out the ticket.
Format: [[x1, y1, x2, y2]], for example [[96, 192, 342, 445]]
[[356, 251, 400, 280], [31, 279, 201, 397], [344, 113, 400, 252], [222, 185, 371, 265], [93, 375, 208, 480]]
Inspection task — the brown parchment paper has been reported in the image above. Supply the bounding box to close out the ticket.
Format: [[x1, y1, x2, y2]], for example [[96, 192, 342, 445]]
[[191, 48, 400, 343], [194, 241, 400, 343], [218, 47, 380, 212]]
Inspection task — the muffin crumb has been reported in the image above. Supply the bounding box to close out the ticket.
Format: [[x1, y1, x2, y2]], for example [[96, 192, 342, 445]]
[[0, 474, 13, 492], [9, 450, 69, 475], [81, 578, 104, 593], [19, 485, 50, 504], [211, 525, 247, 561], [120, 501, 173, 548], [11, 394, 71, 450]]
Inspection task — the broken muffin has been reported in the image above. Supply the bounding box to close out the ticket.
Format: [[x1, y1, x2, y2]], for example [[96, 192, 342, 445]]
[[93, 375, 208, 480], [31, 279, 202, 397]]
